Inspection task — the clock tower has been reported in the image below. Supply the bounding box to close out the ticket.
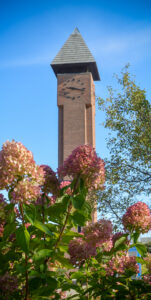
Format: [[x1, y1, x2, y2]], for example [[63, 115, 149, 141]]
[[51, 28, 100, 171], [51, 28, 100, 222]]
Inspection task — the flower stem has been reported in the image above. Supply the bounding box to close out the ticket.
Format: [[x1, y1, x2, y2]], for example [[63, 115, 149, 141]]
[[55, 202, 72, 249], [55, 176, 80, 249], [20, 203, 28, 300]]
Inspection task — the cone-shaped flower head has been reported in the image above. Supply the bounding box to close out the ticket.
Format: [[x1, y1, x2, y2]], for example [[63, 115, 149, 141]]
[[58, 145, 105, 190], [0, 140, 44, 190], [83, 219, 113, 246], [40, 165, 59, 196], [69, 237, 96, 265], [122, 201, 151, 233]]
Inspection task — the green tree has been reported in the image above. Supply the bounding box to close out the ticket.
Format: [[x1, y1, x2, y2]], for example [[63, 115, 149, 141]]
[[97, 65, 151, 229]]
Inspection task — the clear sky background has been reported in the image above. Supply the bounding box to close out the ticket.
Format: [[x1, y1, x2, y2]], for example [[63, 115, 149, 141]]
[[0, 0, 151, 173]]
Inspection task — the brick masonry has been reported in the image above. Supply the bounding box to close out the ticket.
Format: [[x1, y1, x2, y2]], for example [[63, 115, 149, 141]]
[[57, 72, 95, 165], [57, 72, 97, 222]]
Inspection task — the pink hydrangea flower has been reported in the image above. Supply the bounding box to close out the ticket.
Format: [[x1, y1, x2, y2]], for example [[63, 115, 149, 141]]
[[50, 291, 67, 299], [123, 255, 139, 274], [0, 140, 44, 190], [8, 233, 16, 242], [112, 232, 130, 247], [69, 237, 96, 265], [105, 252, 139, 276], [0, 223, 5, 237], [60, 180, 71, 195], [97, 238, 113, 252], [0, 193, 6, 204], [83, 219, 112, 246], [25, 223, 31, 229], [122, 202, 151, 233], [58, 145, 105, 190], [40, 165, 59, 196], [0, 193, 6, 219], [0, 272, 18, 295], [143, 275, 151, 285], [35, 194, 56, 206], [14, 207, 20, 218], [112, 232, 123, 245], [0, 193, 7, 237], [10, 178, 41, 204], [0, 140, 45, 204]]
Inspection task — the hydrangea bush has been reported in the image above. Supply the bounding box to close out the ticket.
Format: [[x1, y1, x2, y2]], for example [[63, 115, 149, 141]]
[[0, 140, 151, 299]]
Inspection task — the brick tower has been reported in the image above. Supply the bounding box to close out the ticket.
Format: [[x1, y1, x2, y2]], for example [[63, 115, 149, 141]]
[[51, 28, 100, 222]]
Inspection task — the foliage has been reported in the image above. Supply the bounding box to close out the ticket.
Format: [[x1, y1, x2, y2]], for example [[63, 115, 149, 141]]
[[0, 140, 151, 299], [97, 65, 151, 228]]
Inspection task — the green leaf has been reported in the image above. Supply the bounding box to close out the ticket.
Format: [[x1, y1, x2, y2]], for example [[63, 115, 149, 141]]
[[29, 274, 56, 295], [82, 201, 92, 219], [16, 264, 26, 274], [61, 231, 82, 244], [132, 232, 140, 244], [66, 295, 80, 300], [58, 245, 68, 253], [72, 211, 86, 226], [113, 284, 129, 294], [40, 264, 45, 272], [136, 257, 145, 264], [23, 203, 36, 225], [135, 243, 147, 256], [3, 223, 16, 239], [16, 226, 30, 253], [47, 201, 69, 221], [79, 177, 85, 190], [6, 204, 16, 223], [71, 271, 85, 280], [33, 220, 53, 236], [35, 279, 57, 296], [72, 194, 85, 209], [29, 277, 42, 290], [56, 255, 73, 269], [114, 236, 127, 249], [55, 195, 70, 204], [33, 249, 52, 261]]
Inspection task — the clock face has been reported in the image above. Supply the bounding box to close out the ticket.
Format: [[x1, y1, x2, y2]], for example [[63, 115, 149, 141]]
[[59, 77, 86, 100]]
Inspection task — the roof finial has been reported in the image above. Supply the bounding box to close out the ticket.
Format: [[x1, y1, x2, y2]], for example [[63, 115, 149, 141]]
[[72, 27, 80, 34]]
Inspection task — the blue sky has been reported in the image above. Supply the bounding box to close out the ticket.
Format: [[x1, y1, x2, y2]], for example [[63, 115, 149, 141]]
[[0, 0, 151, 172]]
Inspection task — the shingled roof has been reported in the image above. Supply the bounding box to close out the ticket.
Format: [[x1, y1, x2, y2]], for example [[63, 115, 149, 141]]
[[51, 28, 100, 81]]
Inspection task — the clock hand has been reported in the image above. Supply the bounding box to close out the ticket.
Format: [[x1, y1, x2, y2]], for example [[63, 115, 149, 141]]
[[59, 91, 70, 96], [67, 87, 85, 91]]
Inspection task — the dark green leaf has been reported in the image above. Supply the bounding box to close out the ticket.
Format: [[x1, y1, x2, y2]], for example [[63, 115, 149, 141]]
[[61, 231, 82, 244], [82, 201, 92, 219], [33, 220, 53, 236], [71, 271, 85, 280], [33, 249, 52, 261], [16, 226, 30, 253], [135, 243, 147, 256], [58, 245, 68, 252], [136, 257, 145, 264], [16, 264, 26, 274], [56, 254, 73, 269], [72, 211, 86, 226], [3, 223, 16, 239], [23, 203, 36, 225], [72, 194, 85, 209], [132, 232, 140, 244], [114, 236, 127, 249], [47, 201, 69, 221]]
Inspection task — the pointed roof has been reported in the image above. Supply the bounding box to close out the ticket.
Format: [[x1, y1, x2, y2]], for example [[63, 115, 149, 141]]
[[51, 28, 100, 81]]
